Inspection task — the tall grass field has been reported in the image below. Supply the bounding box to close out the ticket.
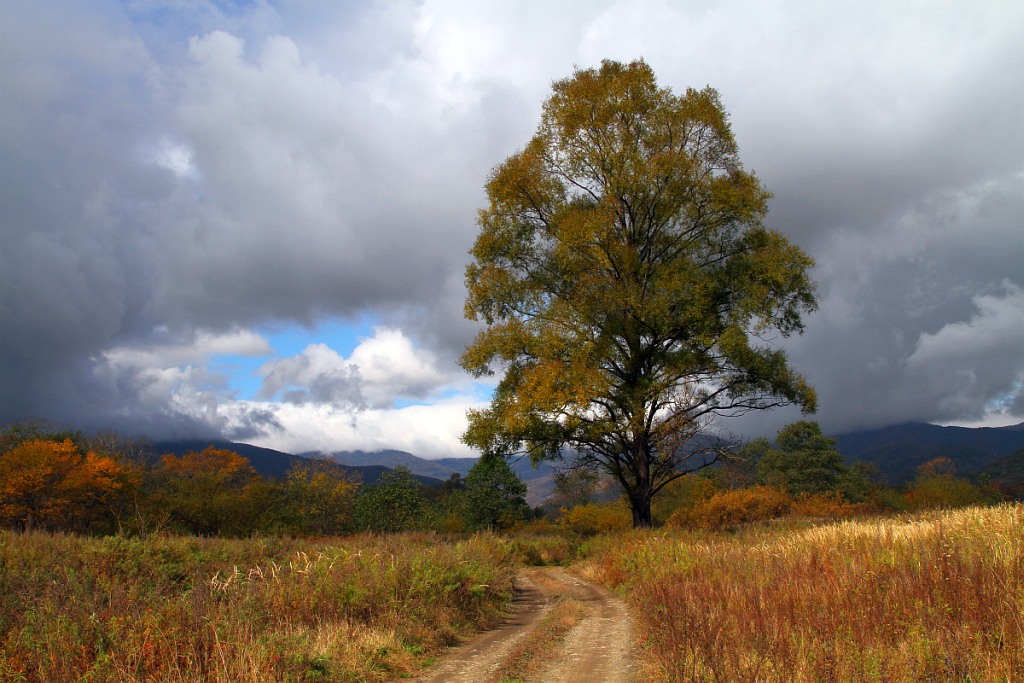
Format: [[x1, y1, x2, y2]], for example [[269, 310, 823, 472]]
[[2, 505, 1021, 681], [581, 504, 1023, 682], [0, 532, 516, 681]]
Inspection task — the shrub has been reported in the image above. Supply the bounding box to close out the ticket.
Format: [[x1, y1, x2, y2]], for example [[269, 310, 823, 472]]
[[509, 527, 580, 566], [353, 467, 432, 532], [584, 504, 1024, 682], [651, 475, 718, 524], [0, 531, 518, 682], [907, 475, 984, 509], [790, 491, 870, 519], [673, 486, 793, 530], [905, 457, 985, 510], [559, 500, 632, 536]]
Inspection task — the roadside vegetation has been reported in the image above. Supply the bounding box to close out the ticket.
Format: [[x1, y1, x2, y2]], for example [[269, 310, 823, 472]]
[[577, 504, 1024, 682], [0, 531, 516, 682], [3, 419, 1023, 681]]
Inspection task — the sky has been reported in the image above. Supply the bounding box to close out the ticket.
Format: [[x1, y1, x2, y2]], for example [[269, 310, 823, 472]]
[[1, 1, 1022, 459]]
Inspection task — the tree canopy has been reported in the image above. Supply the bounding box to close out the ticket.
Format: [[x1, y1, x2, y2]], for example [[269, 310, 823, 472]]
[[461, 455, 530, 530], [461, 59, 817, 527], [753, 421, 846, 496]]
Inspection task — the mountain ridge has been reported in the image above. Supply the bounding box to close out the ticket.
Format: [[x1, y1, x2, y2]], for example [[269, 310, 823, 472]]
[[149, 440, 445, 487], [834, 421, 1024, 483], [151, 420, 1024, 499]]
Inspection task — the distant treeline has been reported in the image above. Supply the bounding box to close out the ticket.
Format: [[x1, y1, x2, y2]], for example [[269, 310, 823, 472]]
[[0, 422, 534, 537]]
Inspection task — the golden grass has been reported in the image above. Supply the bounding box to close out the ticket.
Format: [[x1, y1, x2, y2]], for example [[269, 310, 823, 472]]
[[582, 504, 1024, 682], [0, 531, 518, 681]]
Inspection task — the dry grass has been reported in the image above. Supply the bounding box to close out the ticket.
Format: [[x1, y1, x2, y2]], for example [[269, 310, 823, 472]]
[[0, 531, 518, 681], [582, 504, 1024, 682]]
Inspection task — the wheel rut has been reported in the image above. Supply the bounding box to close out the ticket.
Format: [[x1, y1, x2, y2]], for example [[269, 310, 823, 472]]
[[411, 566, 634, 683]]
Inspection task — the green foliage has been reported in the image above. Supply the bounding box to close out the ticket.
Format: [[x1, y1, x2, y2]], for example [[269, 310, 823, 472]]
[[754, 420, 873, 501], [755, 421, 845, 496], [354, 466, 433, 533], [461, 59, 817, 528], [461, 455, 531, 530]]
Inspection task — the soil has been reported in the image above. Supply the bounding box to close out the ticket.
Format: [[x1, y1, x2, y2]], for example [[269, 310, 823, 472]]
[[411, 566, 635, 683]]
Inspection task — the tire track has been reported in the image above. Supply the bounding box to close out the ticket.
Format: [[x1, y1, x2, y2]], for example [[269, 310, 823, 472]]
[[411, 567, 634, 683]]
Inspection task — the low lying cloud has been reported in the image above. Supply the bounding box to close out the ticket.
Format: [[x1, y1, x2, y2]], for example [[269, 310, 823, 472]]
[[221, 395, 483, 459]]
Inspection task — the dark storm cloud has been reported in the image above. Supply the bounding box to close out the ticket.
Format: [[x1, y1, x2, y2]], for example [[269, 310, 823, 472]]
[[0, 3, 508, 435], [1, 1, 1022, 446]]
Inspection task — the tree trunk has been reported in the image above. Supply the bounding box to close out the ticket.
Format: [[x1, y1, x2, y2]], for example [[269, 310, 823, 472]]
[[630, 495, 653, 528], [629, 439, 654, 528]]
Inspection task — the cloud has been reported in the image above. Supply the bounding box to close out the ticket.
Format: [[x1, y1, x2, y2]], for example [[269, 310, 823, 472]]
[[905, 281, 1024, 421], [1, 1, 1022, 453], [221, 395, 485, 459], [101, 328, 271, 371], [87, 328, 273, 435], [258, 327, 451, 409]]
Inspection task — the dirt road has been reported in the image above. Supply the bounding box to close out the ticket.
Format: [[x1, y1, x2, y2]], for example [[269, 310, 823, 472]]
[[412, 566, 634, 683]]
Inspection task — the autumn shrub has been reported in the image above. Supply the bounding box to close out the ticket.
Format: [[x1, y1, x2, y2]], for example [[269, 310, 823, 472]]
[[558, 500, 632, 536], [0, 531, 518, 682], [790, 490, 871, 519], [672, 485, 793, 530], [651, 475, 718, 524], [508, 521, 583, 566], [583, 504, 1024, 682], [906, 474, 985, 509]]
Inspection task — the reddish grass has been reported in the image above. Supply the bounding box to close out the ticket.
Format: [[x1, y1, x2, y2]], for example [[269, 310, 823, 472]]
[[583, 504, 1024, 682]]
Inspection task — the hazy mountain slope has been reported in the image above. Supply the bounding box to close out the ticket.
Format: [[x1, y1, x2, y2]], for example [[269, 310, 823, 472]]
[[834, 422, 1024, 483], [433, 457, 478, 476], [325, 450, 557, 505], [151, 440, 443, 486], [978, 447, 1024, 493], [323, 450, 463, 481]]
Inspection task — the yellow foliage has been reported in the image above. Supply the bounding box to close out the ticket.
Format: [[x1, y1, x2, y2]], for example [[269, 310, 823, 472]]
[[790, 491, 868, 519], [673, 485, 793, 530], [906, 476, 984, 510], [559, 500, 632, 536], [159, 446, 257, 487]]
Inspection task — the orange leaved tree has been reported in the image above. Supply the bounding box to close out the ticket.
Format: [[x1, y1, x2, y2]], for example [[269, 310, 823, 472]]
[[0, 439, 129, 531], [153, 446, 267, 535]]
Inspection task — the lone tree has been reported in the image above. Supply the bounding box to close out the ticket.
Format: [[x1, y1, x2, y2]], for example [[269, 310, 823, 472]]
[[461, 60, 817, 528], [753, 420, 847, 497], [462, 455, 531, 530]]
